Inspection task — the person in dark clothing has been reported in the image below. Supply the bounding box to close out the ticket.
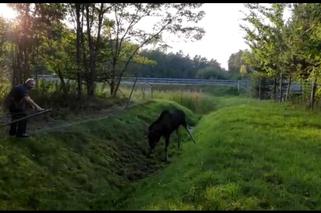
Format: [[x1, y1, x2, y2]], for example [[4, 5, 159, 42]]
[[6, 78, 44, 137]]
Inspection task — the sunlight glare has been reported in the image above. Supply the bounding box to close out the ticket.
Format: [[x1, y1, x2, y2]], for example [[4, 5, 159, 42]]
[[0, 3, 18, 20]]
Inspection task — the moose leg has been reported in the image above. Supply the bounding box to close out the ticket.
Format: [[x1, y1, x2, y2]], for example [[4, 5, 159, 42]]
[[164, 135, 170, 162]]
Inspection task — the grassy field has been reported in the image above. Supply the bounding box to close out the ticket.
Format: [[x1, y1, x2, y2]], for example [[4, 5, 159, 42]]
[[1, 85, 321, 210], [117, 98, 321, 210]]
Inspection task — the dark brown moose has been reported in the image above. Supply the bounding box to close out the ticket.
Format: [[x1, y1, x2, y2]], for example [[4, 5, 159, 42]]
[[147, 109, 196, 162]]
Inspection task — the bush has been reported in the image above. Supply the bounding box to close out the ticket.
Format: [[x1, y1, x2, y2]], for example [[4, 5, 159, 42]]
[[196, 66, 229, 80]]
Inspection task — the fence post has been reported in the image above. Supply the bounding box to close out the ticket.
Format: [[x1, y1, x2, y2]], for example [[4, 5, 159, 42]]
[[125, 76, 138, 109], [142, 86, 145, 100]]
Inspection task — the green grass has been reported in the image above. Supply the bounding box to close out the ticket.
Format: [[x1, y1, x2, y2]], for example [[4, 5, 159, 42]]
[[2, 85, 321, 210], [0, 99, 199, 210], [116, 99, 321, 210]]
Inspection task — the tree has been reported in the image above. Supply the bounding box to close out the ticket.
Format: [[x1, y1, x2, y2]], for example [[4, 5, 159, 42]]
[[39, 27, 76, 95], [241, 3, 288, 101], [8, 3, 66, 86], [196, 66, 228, 79], [67, 3, 84, 98], [103, 3, 205, 97], [289, 3, 321, 108], [228, 50, 244, 73], [228, 50, 246, 79], [0, 17, 10, 82]]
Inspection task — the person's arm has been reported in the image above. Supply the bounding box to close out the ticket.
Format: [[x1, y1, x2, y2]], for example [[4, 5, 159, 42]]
[[24, 96, 44, 111]]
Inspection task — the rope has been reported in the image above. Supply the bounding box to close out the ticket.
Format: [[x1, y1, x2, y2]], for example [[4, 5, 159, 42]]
[[31, 102, 146, 135]]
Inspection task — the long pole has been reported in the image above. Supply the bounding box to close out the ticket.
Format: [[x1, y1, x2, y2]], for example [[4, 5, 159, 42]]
[[0, 109, 52, 128]]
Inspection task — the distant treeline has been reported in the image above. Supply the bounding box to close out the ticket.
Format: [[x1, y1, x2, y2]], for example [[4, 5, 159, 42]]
[[127, 49, 243, 80]]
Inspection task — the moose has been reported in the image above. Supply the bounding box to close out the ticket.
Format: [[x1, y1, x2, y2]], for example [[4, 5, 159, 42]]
[[147, 108, 196, 162]]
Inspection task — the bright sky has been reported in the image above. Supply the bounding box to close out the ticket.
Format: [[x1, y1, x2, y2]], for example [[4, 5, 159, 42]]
[[0, 3, 292, 70], [163, 3, 250, 70], [165, 3, 291, 70]]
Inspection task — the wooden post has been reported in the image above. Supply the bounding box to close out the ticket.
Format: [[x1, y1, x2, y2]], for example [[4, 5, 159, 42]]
[[125, 76, 138, 109], [142, 86, 145, 100]]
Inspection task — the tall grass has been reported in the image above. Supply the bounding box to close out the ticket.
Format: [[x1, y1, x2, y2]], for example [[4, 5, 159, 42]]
[[116, 83, 251, 115], [118, 85, 221, 114]]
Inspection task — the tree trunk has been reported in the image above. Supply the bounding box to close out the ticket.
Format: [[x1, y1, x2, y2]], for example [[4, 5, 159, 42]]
[[258, 78, 262, 100], [310, 78, 317, 110], [85, 5, 94, 97], [300, 79, 304, 104], [57, 68, 67, 95], [272, 77, 277, 100], [110, 56, 117, 96], [76, 4, 82, 99], [279, 72, 283, 103], [80, 4, 88, 95], [85, 4, 105, 97], [110, 80, 115, 96], [285, 74, 292, 101]]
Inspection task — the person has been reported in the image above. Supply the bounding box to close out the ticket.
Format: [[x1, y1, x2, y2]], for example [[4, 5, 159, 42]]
[[5, 78, 44, 138]]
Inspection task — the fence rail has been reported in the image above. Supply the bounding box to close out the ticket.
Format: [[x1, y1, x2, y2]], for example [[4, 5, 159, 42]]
[[36, 75, 310, 93], [36, 74, 251, 89]]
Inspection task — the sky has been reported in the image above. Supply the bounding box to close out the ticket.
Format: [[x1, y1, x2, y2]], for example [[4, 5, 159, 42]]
[[0, 3, 290, 70], [163, 3, 250, 70]]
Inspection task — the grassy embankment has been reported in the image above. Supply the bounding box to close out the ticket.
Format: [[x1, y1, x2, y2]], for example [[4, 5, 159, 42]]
[[117, 97, 321, 210], [0, 98, 199, 210]]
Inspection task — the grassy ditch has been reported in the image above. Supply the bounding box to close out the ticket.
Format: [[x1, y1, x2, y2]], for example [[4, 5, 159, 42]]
[[0, 99, 199, 210], [117, 99, 321, 210]]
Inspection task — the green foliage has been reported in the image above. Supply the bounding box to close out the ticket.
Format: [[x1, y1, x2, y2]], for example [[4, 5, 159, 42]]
[[0, 78, 9, 109], [28, 80, 126, 118], [202, 85, 242, 97], [240, 64, 248, 76], [228, 50, 244, 73], [241, 3, 321, 105], [196, 66, 229, 80]]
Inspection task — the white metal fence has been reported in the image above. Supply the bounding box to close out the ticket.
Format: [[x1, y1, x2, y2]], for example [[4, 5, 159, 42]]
[[35, 74, 251, 90]]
